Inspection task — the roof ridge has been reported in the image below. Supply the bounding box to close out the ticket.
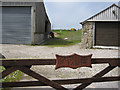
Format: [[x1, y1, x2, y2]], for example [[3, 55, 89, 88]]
[[112, 3, 120, 8], [81, 3, 119, 24]]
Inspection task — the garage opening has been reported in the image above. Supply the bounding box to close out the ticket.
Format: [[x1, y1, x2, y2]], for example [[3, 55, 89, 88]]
[[95, 22, 119, 46], [2, 6, 31, 44], [44, 21, 49, 40]]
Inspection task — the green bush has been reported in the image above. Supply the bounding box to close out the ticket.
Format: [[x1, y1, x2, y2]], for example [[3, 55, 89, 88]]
[[0, 66, 22, 82]]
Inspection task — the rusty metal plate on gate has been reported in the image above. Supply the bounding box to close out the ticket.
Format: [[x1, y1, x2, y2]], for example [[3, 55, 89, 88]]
[[55, 53, 92, 69]]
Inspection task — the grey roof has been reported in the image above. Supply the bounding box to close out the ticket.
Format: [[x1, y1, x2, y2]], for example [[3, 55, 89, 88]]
[[81, 4, 120, 24]]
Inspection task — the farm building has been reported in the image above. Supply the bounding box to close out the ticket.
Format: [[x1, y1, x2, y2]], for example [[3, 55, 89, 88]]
[[0, 0, 51, 44], [80, 4, 120, 49]]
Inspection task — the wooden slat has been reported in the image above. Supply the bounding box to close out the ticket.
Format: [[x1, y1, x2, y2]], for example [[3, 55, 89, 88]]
[[74, 66, 116, 90], [91, 58, 120, 66], [0, 58, 120, 66], [1, 59, 56, 66], [17, 66, 68, 90], [2, 76, 120, 88]]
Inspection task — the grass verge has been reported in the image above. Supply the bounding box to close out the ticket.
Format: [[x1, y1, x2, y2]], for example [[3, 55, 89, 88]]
[[43, 30, 82, 47], [0, 66, 22, 89]]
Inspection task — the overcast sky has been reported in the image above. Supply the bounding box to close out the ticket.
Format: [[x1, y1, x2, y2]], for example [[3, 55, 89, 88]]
[[44, 1, 119, 30]]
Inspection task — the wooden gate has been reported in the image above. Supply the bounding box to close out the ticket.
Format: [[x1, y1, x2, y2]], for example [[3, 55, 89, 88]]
[[0, 58, 120, 89]]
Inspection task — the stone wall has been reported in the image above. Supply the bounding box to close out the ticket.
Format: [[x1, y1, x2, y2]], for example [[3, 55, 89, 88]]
[[80, 22, 94, 49]]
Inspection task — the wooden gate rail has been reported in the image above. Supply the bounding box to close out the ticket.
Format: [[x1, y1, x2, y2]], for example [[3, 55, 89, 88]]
[[2, 76, 120, 88], [0, 58, 120, 89], [1, 58, 120, 66]]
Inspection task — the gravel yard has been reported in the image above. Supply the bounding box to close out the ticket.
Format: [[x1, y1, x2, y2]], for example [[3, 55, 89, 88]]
[[0, 44, 120, 89], [1, 44, 119, 59]]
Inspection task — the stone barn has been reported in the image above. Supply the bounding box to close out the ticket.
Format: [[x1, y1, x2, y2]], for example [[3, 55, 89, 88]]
[[1, 0, 51, 44], [80, 4, 120, 49]]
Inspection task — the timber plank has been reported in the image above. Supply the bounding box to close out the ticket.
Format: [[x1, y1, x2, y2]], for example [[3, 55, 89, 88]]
[[2, 76, 120, 88], [0, 58, 120, 66]]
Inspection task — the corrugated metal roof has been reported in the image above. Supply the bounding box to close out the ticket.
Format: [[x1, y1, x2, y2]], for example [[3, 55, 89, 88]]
[[81, 4, 120, 24]]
